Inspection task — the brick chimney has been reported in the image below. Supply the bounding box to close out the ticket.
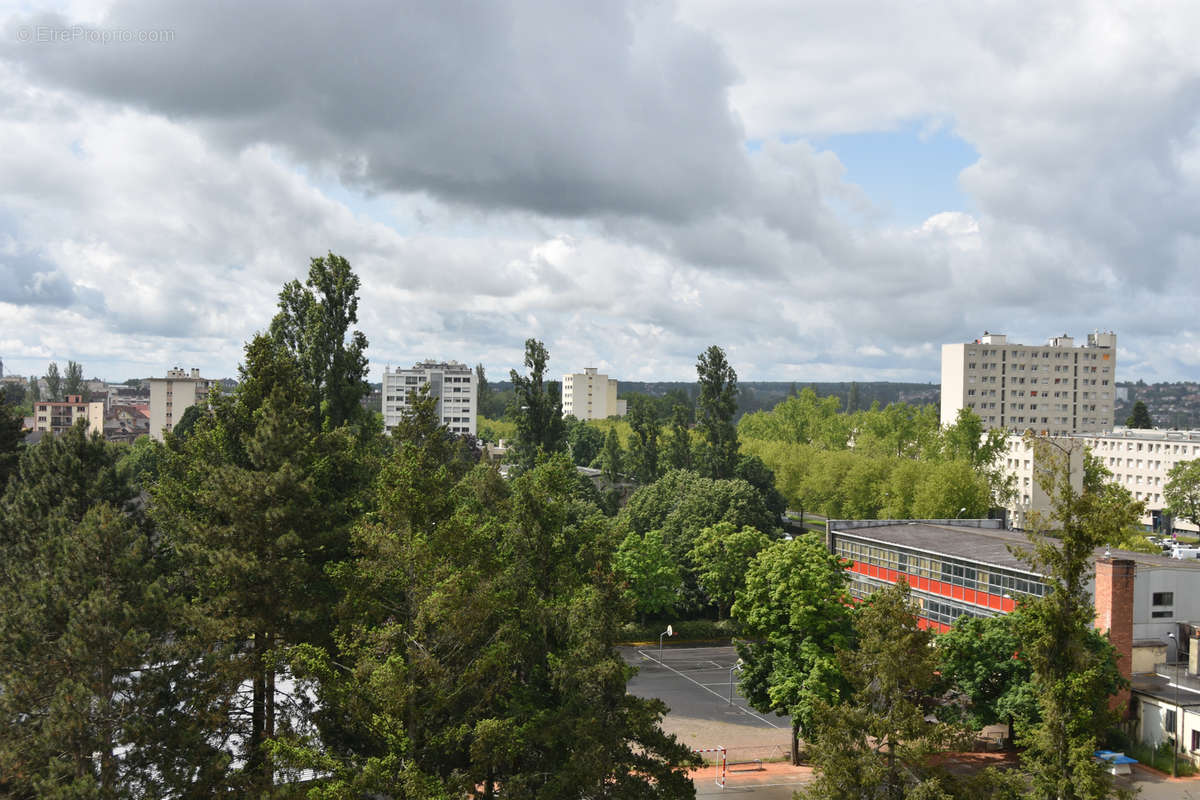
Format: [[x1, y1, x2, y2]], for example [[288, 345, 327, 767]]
[[1094, 557, 1136, 717]]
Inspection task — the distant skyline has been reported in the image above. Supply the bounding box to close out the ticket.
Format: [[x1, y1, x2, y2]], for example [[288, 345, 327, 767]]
[[3, 2, 1200, 384]]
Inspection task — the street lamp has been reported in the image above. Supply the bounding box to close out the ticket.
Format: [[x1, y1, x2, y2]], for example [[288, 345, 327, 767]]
[[659, 624, 673, 661], [1168, 632, 1181, 778], [728, 659, 744, 705], [957, 507, 967, 519]]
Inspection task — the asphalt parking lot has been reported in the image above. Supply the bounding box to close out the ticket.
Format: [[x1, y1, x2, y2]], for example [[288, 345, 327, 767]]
[[620, 644, 805, 795]]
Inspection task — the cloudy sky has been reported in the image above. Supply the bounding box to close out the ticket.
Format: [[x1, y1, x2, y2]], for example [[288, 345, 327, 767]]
[[1, 0, 1199, 385]]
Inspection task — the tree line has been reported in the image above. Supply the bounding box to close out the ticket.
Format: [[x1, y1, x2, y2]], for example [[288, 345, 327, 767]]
[[0, 254, 697, 799]]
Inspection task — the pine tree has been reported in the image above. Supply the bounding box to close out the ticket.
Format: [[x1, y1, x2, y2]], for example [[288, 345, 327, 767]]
[[1125, 400, 1153, 429], [0, 401, 21, 491], [153, 335, 365, 793], [0, 423, 171, 797]]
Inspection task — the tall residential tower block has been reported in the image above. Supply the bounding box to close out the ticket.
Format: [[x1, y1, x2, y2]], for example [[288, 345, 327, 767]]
[[941, 331, 1116, 436], [561, 368, 626, 420], [383, 360, 475, 437]]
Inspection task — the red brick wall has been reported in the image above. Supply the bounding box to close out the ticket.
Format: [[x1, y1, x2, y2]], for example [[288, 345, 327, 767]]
[[1094, 558, 1135, 717]]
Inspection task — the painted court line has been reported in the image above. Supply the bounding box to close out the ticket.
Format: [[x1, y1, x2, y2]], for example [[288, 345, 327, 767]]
[[636, 649, 783, 729]]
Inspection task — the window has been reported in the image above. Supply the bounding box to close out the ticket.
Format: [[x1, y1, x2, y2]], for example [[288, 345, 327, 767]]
[[1153, 592, 1174, 606], [1192, 730, 1199, 751], [1166, 709, 1177, 733]]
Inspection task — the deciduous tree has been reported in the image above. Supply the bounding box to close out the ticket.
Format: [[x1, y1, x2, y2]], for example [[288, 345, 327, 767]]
[[601, 427, 623, 484], [802, 581, 963, 800], [44, 361, 62, 402], [615, 529, 681, 620], [733, 535, 855, 765], [1014, 436, 1137, 800], [695, 345, 739, 479], [509, 338, 566, 470], [689, 522, 769, 619], [269, 252, 371, 429], [63, 359, 85, 398], [625, 394, 660, 484], [1165, 458, 1200, 531], [663, 403, 694, 471]]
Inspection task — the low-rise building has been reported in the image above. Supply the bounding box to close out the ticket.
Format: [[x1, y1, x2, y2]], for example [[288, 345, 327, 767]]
[[827, 517, 1200, 756], [32, 394, 104, 436], [562, 368, 626, 420], [383, 361, 475, 437]]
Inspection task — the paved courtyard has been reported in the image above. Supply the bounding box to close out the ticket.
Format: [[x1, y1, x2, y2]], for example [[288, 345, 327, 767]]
[[621, 642, 1200, 799]]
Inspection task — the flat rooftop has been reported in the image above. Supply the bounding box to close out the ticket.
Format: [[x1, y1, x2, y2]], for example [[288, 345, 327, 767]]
[[828, 520, 1200, 575]]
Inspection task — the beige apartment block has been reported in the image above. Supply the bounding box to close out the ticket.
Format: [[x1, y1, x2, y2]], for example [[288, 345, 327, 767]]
[[942, 331, 1116, 436], [998, 428, 1200, 533], [562, 367, 627, 420], [32, 394, 104, 436], [148, 368, 216, 441], [383, 360, 475, 436]]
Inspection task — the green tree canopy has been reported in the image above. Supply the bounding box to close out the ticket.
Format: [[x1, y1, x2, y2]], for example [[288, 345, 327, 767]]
[[290, 455, 697, 797], [269, 252, 371, 429], [936, 612, 1038, 740], [663, 403, 694, 472], [1014, 436, 1136, 800], [688, 521, 770, 619], [802, 581, 964, 800], [509, 338, 566, 470], [601, 426, 623, 483], [0, 400, 22, 491], [63, 359, 85, 398], [625, 394, 661, 484], [152, 335, 370, 793], [1125, 399, 1153, 429], [1165, 458, 1200, 530], [695, 345, 739, 479], [0, 422, 173, 797], [733, 534, 854, 765], [44, 361, 62, 402], [614, 529, 681, 620]]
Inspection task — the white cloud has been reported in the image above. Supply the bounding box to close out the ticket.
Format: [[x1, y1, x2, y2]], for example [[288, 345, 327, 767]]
[[1, 1, 1199, 385]]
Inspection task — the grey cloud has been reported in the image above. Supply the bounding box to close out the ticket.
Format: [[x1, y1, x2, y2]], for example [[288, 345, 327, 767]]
[[0, 247, 105, 310], [4, 1, 749, 223]]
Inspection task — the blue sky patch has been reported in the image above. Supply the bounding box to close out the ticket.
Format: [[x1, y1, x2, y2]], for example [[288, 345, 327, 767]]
[[813, 121, 979, 226]]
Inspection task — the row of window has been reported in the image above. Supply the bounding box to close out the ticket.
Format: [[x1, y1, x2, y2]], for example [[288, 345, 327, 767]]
[[969, 348, 1108, 360], [835, 538, 1046, 598], [1092, 439, 1200, 455], [846, 575, 992, 628]]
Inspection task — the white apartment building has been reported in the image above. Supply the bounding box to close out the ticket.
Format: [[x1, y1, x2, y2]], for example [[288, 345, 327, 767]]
[[941, 331, 1117, 436], [148, 368, 216, 441], [383, 360, 475, 437], [1000, 428, 1200, 533], [561, 368, 626, 420]]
